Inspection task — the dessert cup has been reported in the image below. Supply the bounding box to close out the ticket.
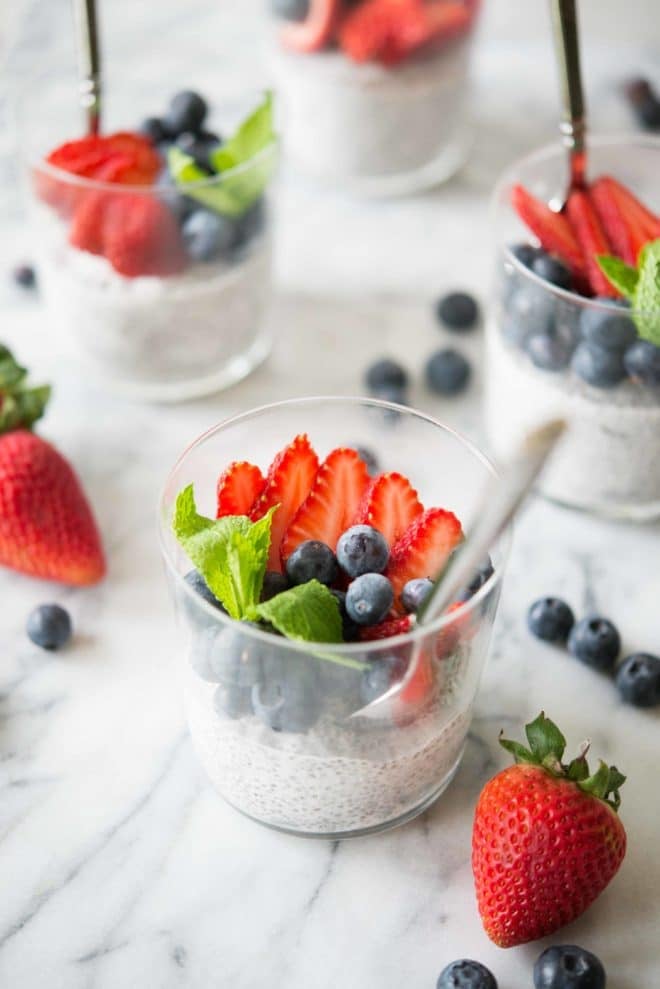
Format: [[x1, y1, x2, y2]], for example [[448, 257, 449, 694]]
[[18, 77, 277, 402], [159, 397, 509, 838], [486, 136, 660, 521]]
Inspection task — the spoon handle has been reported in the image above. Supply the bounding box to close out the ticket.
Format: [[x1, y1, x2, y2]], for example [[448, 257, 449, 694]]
[[550, 0, 586, 185], [73, 0, 102, 135]]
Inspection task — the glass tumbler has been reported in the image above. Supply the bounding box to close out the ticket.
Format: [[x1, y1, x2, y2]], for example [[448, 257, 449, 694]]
[[486, 137, 660, 521], [159, 397, 508, 838]]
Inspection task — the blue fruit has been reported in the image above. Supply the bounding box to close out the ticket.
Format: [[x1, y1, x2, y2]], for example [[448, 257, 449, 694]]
[[527, 597, 575, 643], [163, 90, 207, 136], [510, 243, 543, 268], [355, 446, 380, 475], [615, 653, 660, 708], [436, 291, 480, 332], [425, 349, 471, 396], [571, 342, 626, 388], [252, 655, 320, 732], [12, 263, 36, 289], [191, 624, 262, 685], [580, 301, 636, 352], [525, 332, 572, 371], [624, 338, 660, 387], [261, 570, 289, 602], [359, 655, 402, 705], [401, 577, 434, 613], [568, 615, 620, 671], [330, 589, 360, 642], [346, 573, 394, 626], [272, 0, 310, 19], [213, 683, 253, 719], [26, 604, 72, 651], [337, 525, 389, 578], [285, 540, 339, 586], [458, 558, 495, 602], [531, 254, 572, 289], [182, 209, 237, 262], [365, 358, 409, 393], [139, 116, 168, 144], [533, 944, 605, 989], [175, 130, 220, 172], [437, 959, 498, 989]]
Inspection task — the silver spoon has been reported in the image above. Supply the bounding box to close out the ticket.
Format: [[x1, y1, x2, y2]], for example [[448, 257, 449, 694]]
[[72, 0, 102, 135], [549, 0, 587, 211]]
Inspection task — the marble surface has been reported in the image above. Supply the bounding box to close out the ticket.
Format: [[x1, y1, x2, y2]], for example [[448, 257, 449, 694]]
[[1, 2, 660, 987]]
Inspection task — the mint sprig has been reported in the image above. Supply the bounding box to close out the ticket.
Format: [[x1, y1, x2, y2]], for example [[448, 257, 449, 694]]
[[249, 580, 343, 645], [168, 91, 276, 218], [597, 239, 660, 346]]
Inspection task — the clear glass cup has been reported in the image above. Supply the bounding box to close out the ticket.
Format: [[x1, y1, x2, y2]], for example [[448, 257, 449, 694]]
[[158, 397, 509, 838], [17, 76, 277, 402], [271, 1, 481, 196], [486, 136, 660, 521]]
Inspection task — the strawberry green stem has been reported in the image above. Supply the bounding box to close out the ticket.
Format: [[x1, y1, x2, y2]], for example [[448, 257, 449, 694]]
[[0, 343, 50, 434]]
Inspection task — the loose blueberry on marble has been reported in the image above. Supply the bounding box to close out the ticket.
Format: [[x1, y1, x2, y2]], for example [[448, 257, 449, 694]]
[[527, 597, 575, 644], [252, 655, 320, 732], [163, 90, 207, 136], [533, 944, 606, 989], [624, 339, 660, 387], [436, 959, 498, 989], [12, 263, 36, 290], [139, 116, 169, 144], [272, 0, 310, 19], [365, 358, 409, 393], [355, 445, 380, 475], [457, 558, 495, 603], [337, 525, 389, 578], [531, 254, 572, 289], [359, 655, 402, 705], [435, 291, 480, 332], [261, 570, 289, 602], [401, 577, 434, 613], [615, 653, 660, 708], [191, 624, 262, 685], [331, 589, 360, 641], [184, 569, 225, 611], [285, 539, 339, 586], [510, 242, 543, 268], [425, 349, 471, 395], [182, 210, 236, 262], [346, 573, 394, 626], [624, 77, 660, 129], [26, 604, 72, 651], [568, 616, 621, 672], [571, 341, 626, 388], [213, 682, 253, 719], [525, 332, 572, 371], [580, 302, 637, 352]]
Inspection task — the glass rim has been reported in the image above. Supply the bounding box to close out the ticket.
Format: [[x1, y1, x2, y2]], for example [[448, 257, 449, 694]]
[[491, 133, 660, 317], [157, 395, 511, 656]]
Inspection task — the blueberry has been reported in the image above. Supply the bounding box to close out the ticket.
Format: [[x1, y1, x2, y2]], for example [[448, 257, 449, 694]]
[[580, 302, 637, 352], [139, 116, 168, 144], [510, 243, 543, 268], [458, 558, 495, 603], [525, 332, 572, 371], [272, 0, 310, 19], [184, 569, 225, 611], [163, 90, 207, 136], [346, 573, 394, 626], [437, 959, 498, 989], [261, 570, 289, 602], [176, 130, 220, 173], [26, 604, 72, 651], [375, 385, 409, 409], [252, 655, 320, 732], [330, 589, 360, 641], [531, 254, 572, 289], [182, 209, 237, 262], [435, 291, 480, 332], [213, 683, 253, 719], [533, 944, 605, 989], [355, 446, 380, 475], [527, 597, 575, 643], [190, 624, 262, 685], [359, 655, 402, 705], [571, 342, 626, 388], [425, 349, 471, 396], [285, 540, 339, 586], [624, 338, 660, 387], [503, 284, 555, 344], [401, 577, 434, 613], [615, 653, 660, 708], [568, 615, 621, 672], [234, 198, 267, 248], [12, 264, 36, 289], [365, 358, 409, 393], [337, 525, 389, 578]]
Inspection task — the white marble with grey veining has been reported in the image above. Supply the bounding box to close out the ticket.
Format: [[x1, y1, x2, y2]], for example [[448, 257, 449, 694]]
[[1, 1, 660, 986]]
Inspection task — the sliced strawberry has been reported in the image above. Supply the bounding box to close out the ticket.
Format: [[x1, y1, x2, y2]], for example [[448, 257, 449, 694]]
[[281, 447, 370, 562], [69, 192, 115, 256], [396, 650, 434, 714], [104, 132, 161, 185], [386, 507, 463, 608], [103, 195, 187, 277], [566, 190, 617, 297], [590, 175, 660, 264], [216, 462, 265, 518], [339, 0, 470, 67], [281, 0, 342, 53], [510, 184, 589, 284], [250, 435, 320, 572], [358, 614, 413, 641], [353, 472, 423, 548]]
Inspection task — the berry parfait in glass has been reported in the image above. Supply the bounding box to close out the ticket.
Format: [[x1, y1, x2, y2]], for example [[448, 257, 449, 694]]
[[20, 79, 277, 402], [486, 136, 660, 520], [271, 0, 481, 195], [159, 397, 509, 838]]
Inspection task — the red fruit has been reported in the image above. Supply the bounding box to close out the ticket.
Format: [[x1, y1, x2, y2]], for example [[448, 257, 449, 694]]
[[566, 190, 617, 297], [103, 195, 187, 277], [103, 133, 162, 185], [69, 192, 115, 256], [472, 713, 627, 948], [386, 507, 463, 608], [0, 430, 105, 586], [590, 175, 660, 264], [250, 435, 320, 572], [358, 614, 413, 641], [281, 0, 343, 53], [339, 0, 470, 67], [510, 184, 588, 284], [281, 447, 370, 561], [353, 472, 423, 549], [216, 462, 265, 518]]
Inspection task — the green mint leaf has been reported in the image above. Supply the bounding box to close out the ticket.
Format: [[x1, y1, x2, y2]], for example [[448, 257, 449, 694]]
[[252, 580, 343, 644], [172, 484, 216, 540], [596, 254, 639, 299], [525, 712, 566, 764], [632, 239, 660, 345]]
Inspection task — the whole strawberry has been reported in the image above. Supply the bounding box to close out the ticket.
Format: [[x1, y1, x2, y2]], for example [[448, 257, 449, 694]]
[[472, 713, 626, 948], [0, 345, 105, 585]]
